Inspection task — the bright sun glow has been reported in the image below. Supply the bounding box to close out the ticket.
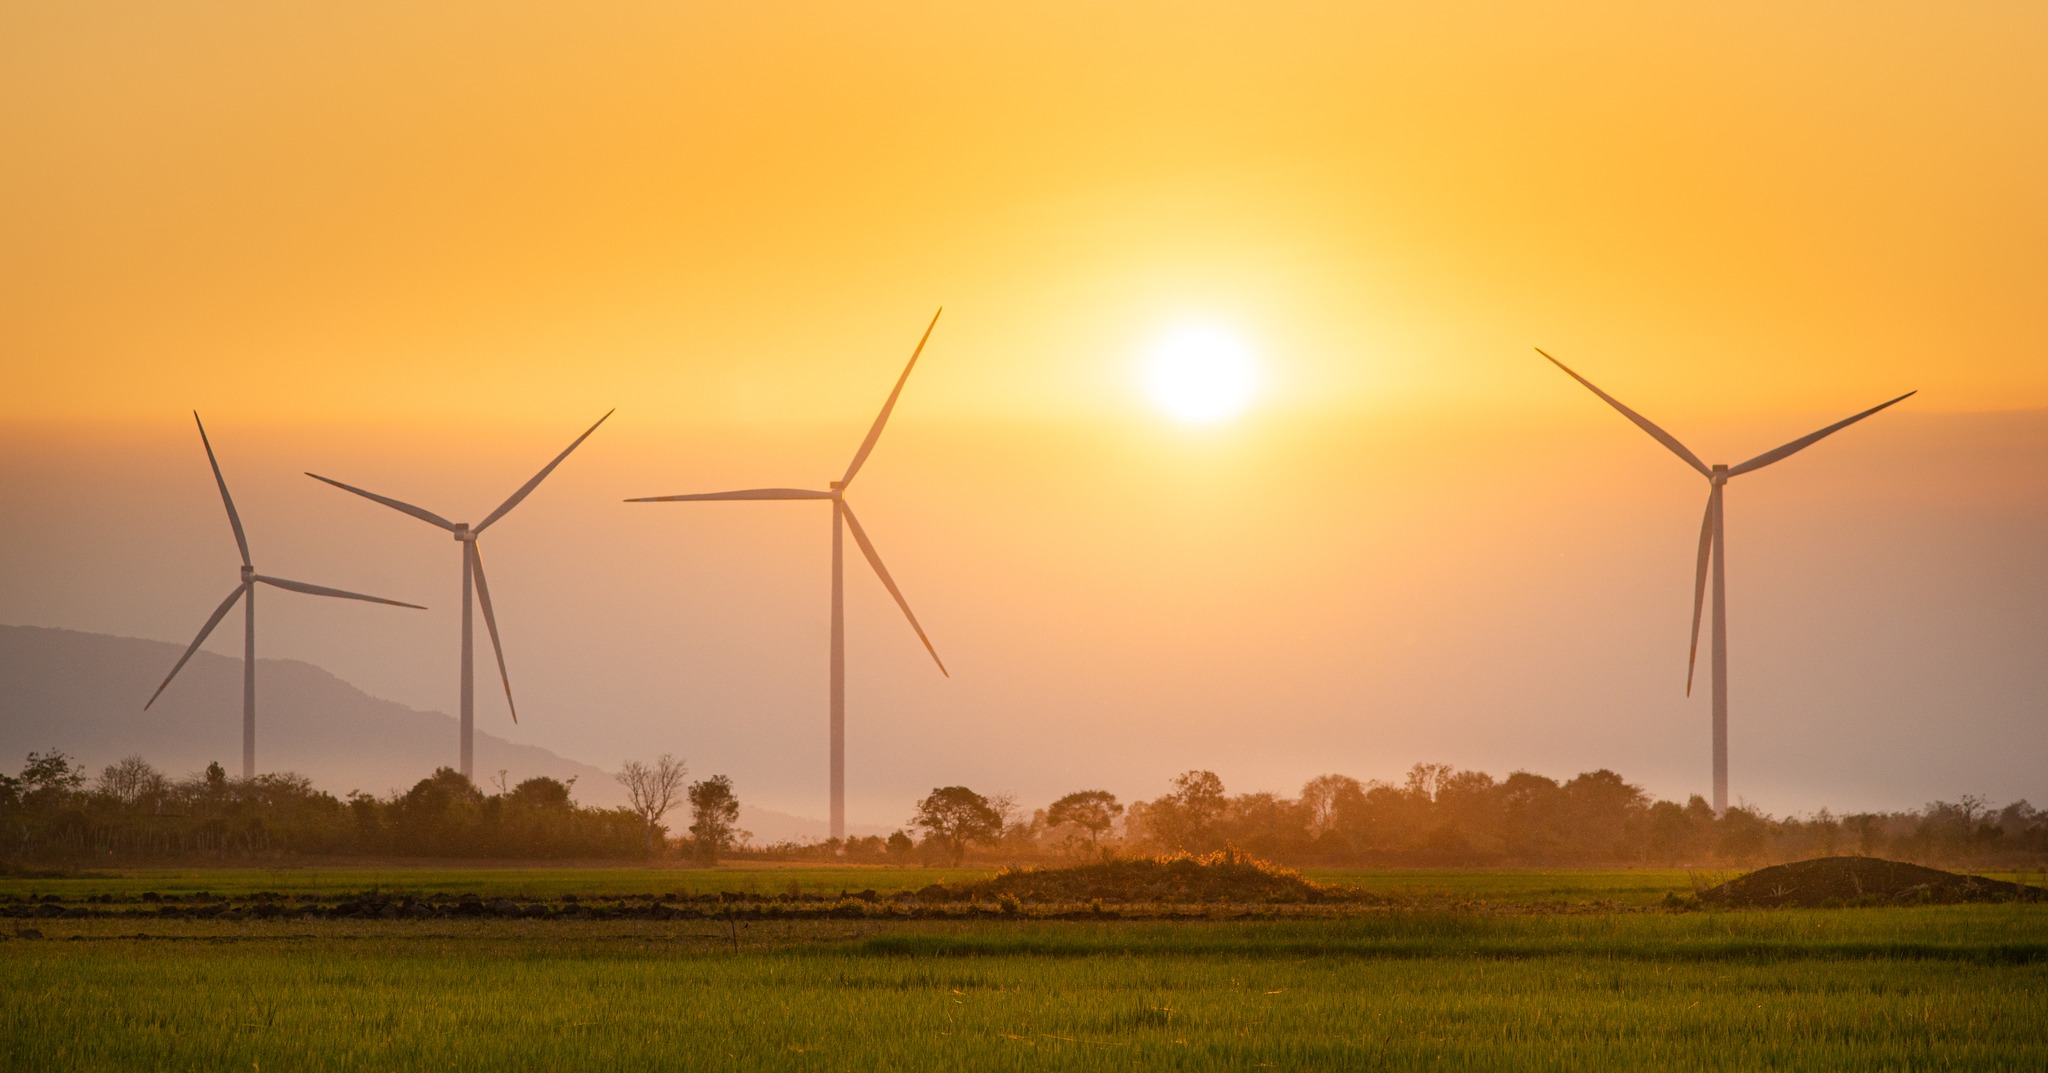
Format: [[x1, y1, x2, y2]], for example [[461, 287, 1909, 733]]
[[1144, 324, 1260, 424]]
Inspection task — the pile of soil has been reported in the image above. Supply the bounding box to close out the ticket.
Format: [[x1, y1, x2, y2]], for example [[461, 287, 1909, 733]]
[[932, 849, 1341, 904], [1698, 856, 2045, 908]]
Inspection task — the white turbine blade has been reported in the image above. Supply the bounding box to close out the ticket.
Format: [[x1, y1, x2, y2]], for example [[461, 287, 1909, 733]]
[[253, 574, 425, 609], [1536, 349, 1711, 477], [838, 500, 948, 677], [469, 544, 518, 723], [841, 308, 942, 488], [626, 488, 833, 502], [306, 473, 459, 531], [145, 583, 246, 710], [1685, 493, 1714, 697], [193, 413, 252, 567], [1726, 391, 1916, 477], [475, 409, 614, 533]]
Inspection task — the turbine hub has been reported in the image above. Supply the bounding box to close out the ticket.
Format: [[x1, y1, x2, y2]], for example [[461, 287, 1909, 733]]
[[240, 565, 255, 581], [453, 525, 475, 542], [1710, 464, 1729, 486]]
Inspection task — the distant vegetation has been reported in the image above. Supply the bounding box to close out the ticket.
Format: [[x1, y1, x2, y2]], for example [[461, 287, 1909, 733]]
[[780, 765, 2048, 871], [2, 751, 2042, 869], [0, 753, 645, 861]]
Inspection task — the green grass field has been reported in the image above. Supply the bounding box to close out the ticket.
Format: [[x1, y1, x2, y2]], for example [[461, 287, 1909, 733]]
[[0, 865, 1718, 906], [5, 868, 2044, 1071], [0, 864, 994, 902]]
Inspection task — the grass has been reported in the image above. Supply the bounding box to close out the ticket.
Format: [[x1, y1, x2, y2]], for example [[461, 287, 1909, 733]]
[[5, 867, 2043, 1070], [0, 865, 990, 902], [6, 864, 2031, 906], [6, 907, 2046, 1070], [0, 864, 1710, 907]]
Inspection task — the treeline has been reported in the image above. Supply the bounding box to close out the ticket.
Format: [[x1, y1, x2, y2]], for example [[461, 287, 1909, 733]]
[[774, 765, 2048, 870], [7, 751, 2041, 869], [0, 753, 650, 862]]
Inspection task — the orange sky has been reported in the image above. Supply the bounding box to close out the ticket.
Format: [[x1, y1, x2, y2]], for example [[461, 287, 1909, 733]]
[[4, 1, 2044, 428], [2, 3, 2044, 819]]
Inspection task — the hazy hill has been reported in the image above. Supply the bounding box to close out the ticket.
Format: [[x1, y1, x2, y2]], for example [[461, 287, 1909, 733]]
[[0, 625, 863, 842]]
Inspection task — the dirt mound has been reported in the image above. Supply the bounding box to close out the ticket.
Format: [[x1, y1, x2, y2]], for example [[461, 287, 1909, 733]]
[[1699, 856, 2044, 908], [939, 848, 1337, 904]]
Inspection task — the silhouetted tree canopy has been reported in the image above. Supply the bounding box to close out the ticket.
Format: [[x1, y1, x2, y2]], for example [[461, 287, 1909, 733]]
[[616, 754, 687, 853], [0, 752, 646, 861], [912, 786, 1004, 864], [1046, 790, 1123, 853], [4, 749, 2040, 869], [687, 775, 743, 863]]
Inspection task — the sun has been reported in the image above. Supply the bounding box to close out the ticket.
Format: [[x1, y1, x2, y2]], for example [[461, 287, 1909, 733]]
[[1144, 323, 1260, 424]]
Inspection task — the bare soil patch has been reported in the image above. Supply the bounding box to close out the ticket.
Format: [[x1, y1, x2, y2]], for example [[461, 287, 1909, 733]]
[[928, 849, 1361, 905], [1698, 856, 2045, 908]]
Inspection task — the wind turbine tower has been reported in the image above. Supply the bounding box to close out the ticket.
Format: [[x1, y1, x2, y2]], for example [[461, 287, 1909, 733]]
[[1538, 350, 1912, 813], [629, 310, 949, 841], [307, 411, 612, 779], [148, 413, 425, 779]]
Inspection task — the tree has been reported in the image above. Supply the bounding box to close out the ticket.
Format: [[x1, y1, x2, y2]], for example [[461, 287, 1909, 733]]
[[616, 754, 687, 853], [1403, 762, 1454, 803], [1560, 769, 1646, 861], [1046, 790, 1123, 853], [911, 786, 1003, 865], [687, 775, 743, 863], [1299, 775, 1363, 838], [1145, 770, 1226, 852], [506, 776, 573, 811], [96, 756, 168, 807], [390, 768, 485, 856], [20, 750, 84, 805]]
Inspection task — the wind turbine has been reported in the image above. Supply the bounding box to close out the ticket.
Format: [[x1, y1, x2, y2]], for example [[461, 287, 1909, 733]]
[[627, 310, 948, 841], [306, 410, 612, 779], [1537, 349, 1913, 813], [147, 413, 425, 780]]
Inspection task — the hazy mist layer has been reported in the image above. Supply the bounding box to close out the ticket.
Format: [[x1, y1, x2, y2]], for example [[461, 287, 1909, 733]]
[[3, 410, 2040, 824]]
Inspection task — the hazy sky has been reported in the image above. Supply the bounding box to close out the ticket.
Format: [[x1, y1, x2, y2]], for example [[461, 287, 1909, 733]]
[[3, 3, 2043, 823]]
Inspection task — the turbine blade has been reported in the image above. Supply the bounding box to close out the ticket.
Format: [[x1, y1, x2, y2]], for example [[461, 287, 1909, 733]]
[[469, 544, 518, 723], [145, 584, 246, 710], [625, 488, 833, 502], [253, 574, 426, 609], [1535, 349, 1711, 477], [194, 413, 252, 567], [306, 473, 459, 531], [475, 409, 614, 533], [841, 308, 941, 488], [1726, 391, 1917, 476], [1685, 492, 1715, 697], [838, 500, 948, 676]]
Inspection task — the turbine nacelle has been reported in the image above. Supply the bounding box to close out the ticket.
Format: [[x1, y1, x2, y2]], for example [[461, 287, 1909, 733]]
[[623, 309, 948, 842], [147, 413, 425, 781], [306, 408, 614, 767], [1537, 347, 1913, 815]]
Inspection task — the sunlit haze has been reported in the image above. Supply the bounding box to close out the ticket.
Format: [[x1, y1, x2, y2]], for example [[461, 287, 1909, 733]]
[[2, 2, 2043, 827]]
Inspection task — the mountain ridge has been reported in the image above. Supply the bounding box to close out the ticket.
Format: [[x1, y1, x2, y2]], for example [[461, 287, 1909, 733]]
[[0, 624, 871, 842]]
